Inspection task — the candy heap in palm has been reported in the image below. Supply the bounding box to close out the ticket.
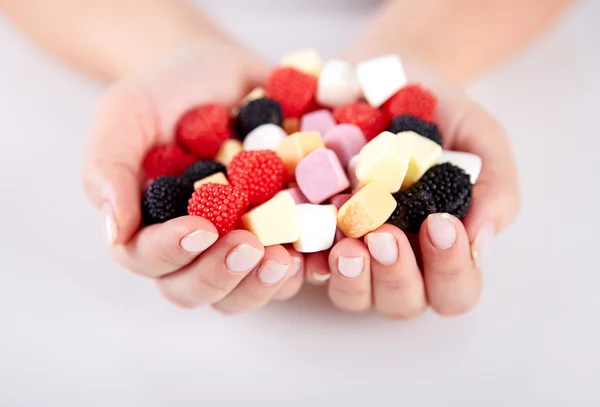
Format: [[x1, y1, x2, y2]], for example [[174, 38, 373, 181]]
[[141, 50, 482, 253]]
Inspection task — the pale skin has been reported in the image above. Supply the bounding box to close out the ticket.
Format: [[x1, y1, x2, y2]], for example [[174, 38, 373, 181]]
[[0, 0, 572, 317]]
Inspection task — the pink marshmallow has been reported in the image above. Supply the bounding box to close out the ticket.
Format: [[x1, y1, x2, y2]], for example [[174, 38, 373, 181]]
[[295, 148, 350, 204], [300, 109, 337, 136], [323, 124, 367, 168], [281, 187, 309, 204]]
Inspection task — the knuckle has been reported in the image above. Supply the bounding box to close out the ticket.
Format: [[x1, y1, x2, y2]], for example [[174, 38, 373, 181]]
[[329, 284, 371, 300], [381, 304, 427, 321], [155, 280, 198, 309], [191, 270, 232, 297]]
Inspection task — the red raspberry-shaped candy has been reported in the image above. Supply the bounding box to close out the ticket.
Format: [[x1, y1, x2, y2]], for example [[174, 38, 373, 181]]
[[382, 84, 437, 123], [333, 102, 387, 141], [187, 183, 249, 235], [142, 143, 196, 179], [227, 150, 286, 206], [175, 103, 231, 159], [266, 67, 317, 117]]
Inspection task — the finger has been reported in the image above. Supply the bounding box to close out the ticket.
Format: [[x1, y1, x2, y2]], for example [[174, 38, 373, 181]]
[[82, 82, 158, 245], [272, 248, 305, 301], [156, 230, 265, 308], [365, 225, 426, 320], [212, 245, 293, 314], [112, 216, 219, 278], [328, 239, 372, 313], [304, 252, 332, 285], [420, 213, 481, 316]]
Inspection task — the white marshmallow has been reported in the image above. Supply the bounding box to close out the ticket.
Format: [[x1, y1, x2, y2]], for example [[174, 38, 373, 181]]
[[292, 204, 338, 253], [279, 49, 323, 77], [243, 124, 287, 151], [316, 59, 362, 108], [438, 151, 483, 183], [356, 55, 408, 107]]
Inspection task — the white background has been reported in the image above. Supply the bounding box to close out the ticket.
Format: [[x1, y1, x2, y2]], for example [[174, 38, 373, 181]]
[[1, 0, 599, 405]]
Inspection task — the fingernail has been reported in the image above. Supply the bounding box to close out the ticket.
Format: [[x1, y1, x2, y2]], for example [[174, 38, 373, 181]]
[[427, 213, 457, 250], [100, 202, 117, 245], [338, 256, 364, 279], [291, 257, 302, 276], [180, 229, 218, 254], [226, 244, 264, 273], [472, 222, 495, 268], [259, 260, 289, 285], [313, 271, 331, 282], [366, 233, 398, 265]]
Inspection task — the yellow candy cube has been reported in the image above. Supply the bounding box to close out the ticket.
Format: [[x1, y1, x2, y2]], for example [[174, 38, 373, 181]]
[[193, 172, 229, 190], [337, 183, 396, 239], [241, 192, 300, 246], [215, 139, 243, 166], [275, 131, 325, 178]]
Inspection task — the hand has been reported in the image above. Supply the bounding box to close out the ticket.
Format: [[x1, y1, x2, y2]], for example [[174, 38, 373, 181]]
[[305, 59, 521, 318], [82, 39, 306, 313]]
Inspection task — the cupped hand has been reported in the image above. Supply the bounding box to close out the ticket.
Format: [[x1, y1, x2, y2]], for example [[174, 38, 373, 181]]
[[82, 40, 305, 313], [305, 59, 521, 318]]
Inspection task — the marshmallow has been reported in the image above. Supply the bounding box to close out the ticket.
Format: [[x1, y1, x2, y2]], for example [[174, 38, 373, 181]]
[[438, 150, 482, 183], [241, 191, 300, 246], [279, 187, 309, 204], [300, 109, 337, 136], [323, 124, 367, 167], [337, 183, 396, 239], [356, 55, 408, 107], [347, 155, 363, 192], [316, 59, 362, 107], [330, 194, 352, 243], [193, 172, 229, 190], [399, 131, 443, 188], [295, 148, 350, 204], [231, 87, 266, 117], [283, 117, 300, 135], [279, 49, 324, 77], [293, 204, 338, 253], [243, 124, 287, 151], [215, 139, 243, 166], [355, 131, 411, 193], [275, 131, 325, 178]]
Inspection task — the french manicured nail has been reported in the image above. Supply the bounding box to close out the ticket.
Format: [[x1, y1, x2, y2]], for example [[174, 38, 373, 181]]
[[180, 230, 218, 253], [427, 213, 457, 250], [259, 260, 289, 285], [366, 233, 398, 265], [100, 202, 117, 245], [312, 271, 331, 282], [338, 256, 364, 278], [291, 257, 302, 276], [226, 244, 264, 273], [472, 222, 495, 268]]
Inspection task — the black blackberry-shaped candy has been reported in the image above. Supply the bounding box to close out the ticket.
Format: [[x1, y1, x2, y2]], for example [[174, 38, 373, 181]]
[[388, 114, 443, 146], [236, 98, 284, 138], [387, 163, 473, 233], [142, 176, 192, 225], [180, 160, 226, 189]]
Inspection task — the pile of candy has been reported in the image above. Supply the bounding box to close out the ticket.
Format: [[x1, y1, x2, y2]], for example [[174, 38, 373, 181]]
[[141, 50, 482, 253]]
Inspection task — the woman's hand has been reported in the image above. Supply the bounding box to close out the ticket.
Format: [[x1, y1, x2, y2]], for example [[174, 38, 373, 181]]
[[82, 40, 306, 313], [305, 59, 521, 318]]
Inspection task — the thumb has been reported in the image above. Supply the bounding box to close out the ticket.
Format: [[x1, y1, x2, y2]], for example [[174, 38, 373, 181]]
[[82, 82, 156, 245]]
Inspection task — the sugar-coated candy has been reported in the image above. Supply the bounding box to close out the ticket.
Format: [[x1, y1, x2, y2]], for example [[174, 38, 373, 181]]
[[279, 49, 323, 77], [243, 124, 287, 151], [283, 117, 301, 135], [323, 124, 367, 167], [437, 151, 482, 183], [382, 84, 437, 123], [181, 160, 226, 189], [355, 131, 410, 193], [241, 192, 300, 246], [266, 67, 317, 117], [275, 131, 325, 178], [300, 109, 337, 136], [279, 187, 309, 204], [333, 102, 387, 141], [193, 172, 229, 190], [237, 98, 283, 138], [176, 103, 230, 159], [398, 131, 443, 188], [143, 144, 196, 179], [293, 204, 338, 253], [316, 59, 362, 108], [356, 55, 408, 108], [188, 183, 249, 236], [337, 183, 396, 239], [347, 155, 363, 192], [388, 114, 443, 146], [215, 139, 243, 166], [295, 148, 350, 204], [231, 87, 266, 117]]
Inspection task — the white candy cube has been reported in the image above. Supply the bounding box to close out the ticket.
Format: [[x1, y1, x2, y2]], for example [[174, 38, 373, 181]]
[[292, 204, 338, 253], [356, 55, 408, 107], [438, 151, 483, 183], [243, 124, 287, 151], [279, 49, 323, 77], [316, 59, 362, 107]]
